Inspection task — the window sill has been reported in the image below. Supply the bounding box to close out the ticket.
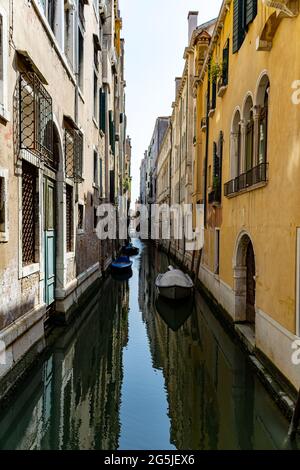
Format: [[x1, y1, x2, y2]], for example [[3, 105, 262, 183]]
[[21, 263, 40, 279], [0, 108, 10, 123], [93, 117, 99, 129], [77, 229, 85, 235], [225, 180, 268, 199], [0, 233, 9, 243], [208, 109, 215, 118]]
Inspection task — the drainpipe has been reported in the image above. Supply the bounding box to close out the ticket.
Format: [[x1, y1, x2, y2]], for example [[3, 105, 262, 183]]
[[204, 75, 211, 228]]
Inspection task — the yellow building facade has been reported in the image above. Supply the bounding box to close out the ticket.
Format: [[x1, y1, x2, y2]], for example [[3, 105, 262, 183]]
[[194, 0, 300, 389]]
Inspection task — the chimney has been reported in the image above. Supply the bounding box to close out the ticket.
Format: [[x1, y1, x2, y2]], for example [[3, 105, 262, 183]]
[[175, 77, 181, 98], [188, 11, 198, 43]]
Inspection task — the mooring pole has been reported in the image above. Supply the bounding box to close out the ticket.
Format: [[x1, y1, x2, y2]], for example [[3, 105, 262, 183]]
[[289, 388, 300, 439]]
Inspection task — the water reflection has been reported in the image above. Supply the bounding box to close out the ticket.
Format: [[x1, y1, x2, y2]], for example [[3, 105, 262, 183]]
[[138, 243, 299, 450], [0, 241, 298, 450], [0, 279, 129, 450]]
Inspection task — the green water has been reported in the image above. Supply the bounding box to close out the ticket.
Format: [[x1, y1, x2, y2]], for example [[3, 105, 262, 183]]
[[0, 241, 298, 450]]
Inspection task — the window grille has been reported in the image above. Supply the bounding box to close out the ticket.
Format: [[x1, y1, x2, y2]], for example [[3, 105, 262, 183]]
[[65, 128, 83, 182], [66, 184, 73, 252], [22, 160, 37, 265], [18, 72, 53, 163]]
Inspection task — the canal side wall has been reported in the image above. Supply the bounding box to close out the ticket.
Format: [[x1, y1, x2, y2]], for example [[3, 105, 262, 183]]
[[158, 242, 298, 419]]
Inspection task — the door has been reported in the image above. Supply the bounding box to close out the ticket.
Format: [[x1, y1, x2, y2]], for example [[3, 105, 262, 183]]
[[44, 177, 56, 307], [246, 242, 256, 326]]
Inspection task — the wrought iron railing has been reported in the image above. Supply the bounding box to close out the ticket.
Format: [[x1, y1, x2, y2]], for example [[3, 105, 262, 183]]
[[65, 128, 83, 183], [19, 72, 53, 163], [224, 163, 268, 197]]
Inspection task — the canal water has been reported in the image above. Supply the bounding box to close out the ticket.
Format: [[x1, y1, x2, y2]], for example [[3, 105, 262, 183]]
[[0, 240, 298, 450]]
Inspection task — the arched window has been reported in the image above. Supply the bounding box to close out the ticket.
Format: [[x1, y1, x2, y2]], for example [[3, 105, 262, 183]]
[[258, 85, 269, 164], [231, 110, 241, 178], [243, 96, 254, 172]]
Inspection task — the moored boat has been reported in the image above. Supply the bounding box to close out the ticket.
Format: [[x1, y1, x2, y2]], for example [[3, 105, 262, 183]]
[[122, 242, 139, 257], [155, 266, 194, 300], [111, 256, 133, 273]]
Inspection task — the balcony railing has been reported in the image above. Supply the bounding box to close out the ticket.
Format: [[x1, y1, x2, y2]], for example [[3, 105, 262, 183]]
[[224, 163, 268, 197], [18, 72, 53, 163]]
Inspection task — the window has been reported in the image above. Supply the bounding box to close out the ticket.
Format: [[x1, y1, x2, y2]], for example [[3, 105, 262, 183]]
[[65, 127, 83, 182], [93, 150, 98, 186], [233, 0, 257, 54], [211, 78, 217, 111], [64, 1, 74, 67], [222, 40, 229, 87], [109, 111, 115, 155], [0, 170, 8, 242], [99, 158, 103, 197], [66, 184, 73, 252], [93, 34, 100, 70], [258, 86, 269, 164], [22, 161, 38, 266], [78, 203, 84, 230], [94, 207, 98, 229], [78, 28, 84, 90], [99, 88, 106, 133], [246, 110, 254, 171], [214, 229, 220, 275], [93, 72, 98, 120]]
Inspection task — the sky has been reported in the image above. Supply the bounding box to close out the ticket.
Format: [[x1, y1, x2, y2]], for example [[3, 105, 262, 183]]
[[119, 0, 223, 203]]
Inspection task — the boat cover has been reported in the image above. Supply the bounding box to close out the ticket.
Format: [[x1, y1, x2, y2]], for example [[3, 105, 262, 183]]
[[156, 270, 194, 288]]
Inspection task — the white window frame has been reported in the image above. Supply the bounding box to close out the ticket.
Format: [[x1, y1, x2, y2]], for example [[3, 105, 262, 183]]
[[0, 6, 9, 122], [0, 169, 8, 242]]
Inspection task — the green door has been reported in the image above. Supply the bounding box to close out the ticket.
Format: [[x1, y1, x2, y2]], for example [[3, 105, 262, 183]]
[[44, 178, 56, 307]]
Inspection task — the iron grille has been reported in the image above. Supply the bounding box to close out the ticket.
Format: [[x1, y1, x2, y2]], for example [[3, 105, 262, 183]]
[[22, 160, 37, 265], [19, 72, 53, 163], [224, 162, 268, 197], [66, 184, 73, 252], [65, 128, 83, 183]]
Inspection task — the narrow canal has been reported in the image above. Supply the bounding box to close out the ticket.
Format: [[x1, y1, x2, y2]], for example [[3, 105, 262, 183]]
[[0, 241, 298, 450]]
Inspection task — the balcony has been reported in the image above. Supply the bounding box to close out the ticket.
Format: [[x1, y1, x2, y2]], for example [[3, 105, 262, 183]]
[[217, 77, 228, 98], [201, 117, 207, 131], [224, 163, 268, 197]]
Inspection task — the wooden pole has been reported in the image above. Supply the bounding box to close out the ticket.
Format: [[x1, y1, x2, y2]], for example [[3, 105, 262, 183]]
[[289, 388, 300, 439]]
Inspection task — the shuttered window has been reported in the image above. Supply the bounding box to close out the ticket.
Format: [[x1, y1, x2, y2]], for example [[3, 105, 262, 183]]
[[211, 79, 217, 110], [222, 40, 229, 86], [233, 0, 245, 53], [109, 111, 115, 155], [233, 0, 257, 53], [245, 0, 257, 27], [99, 89, 106, 133], [22, 161, 38, 266]]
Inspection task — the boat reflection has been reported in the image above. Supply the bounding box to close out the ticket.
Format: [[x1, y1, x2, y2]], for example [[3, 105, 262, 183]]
[[155, 296, 194, 332], [111, 269, 133, 282]]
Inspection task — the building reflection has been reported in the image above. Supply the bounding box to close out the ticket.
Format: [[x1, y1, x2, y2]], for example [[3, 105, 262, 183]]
[[0, 278, 130, 450], [139, 243, 296, 450]]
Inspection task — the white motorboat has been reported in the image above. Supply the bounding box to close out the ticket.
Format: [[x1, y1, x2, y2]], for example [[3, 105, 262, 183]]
[[155, 266, 194, 300]]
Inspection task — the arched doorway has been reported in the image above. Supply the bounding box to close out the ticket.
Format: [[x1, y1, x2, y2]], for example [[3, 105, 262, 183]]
[[234, 233, 256, 329]]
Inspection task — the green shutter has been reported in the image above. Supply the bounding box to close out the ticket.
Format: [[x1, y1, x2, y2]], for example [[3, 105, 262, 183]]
[[109, 111, 115, 155], [245, 0, 257, 27], [233, 0, 245, 54], [100, 89, 106, 133], [222, 40, 229, 86]]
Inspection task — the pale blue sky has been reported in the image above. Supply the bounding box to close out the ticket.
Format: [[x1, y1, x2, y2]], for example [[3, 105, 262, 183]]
[[119, 0, 223, 203]]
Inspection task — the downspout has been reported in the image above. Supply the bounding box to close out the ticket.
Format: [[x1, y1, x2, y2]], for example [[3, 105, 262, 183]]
[[204, 74, 211, 228]]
